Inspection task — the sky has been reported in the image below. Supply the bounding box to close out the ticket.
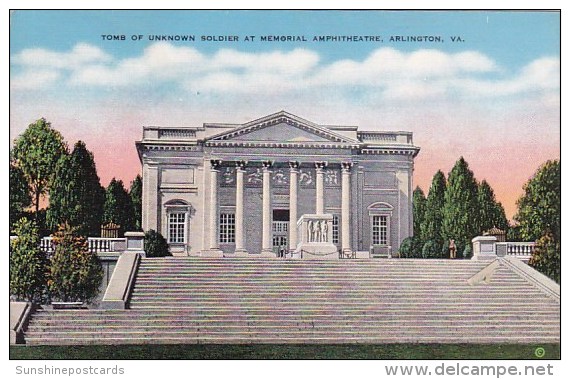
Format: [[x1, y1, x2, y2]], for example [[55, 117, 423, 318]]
[[9, 10, 560, 220]]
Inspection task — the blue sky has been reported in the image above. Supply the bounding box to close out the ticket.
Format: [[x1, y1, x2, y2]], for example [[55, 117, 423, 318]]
[[10, 10, 559, 67], [9, 10, 560, 218]]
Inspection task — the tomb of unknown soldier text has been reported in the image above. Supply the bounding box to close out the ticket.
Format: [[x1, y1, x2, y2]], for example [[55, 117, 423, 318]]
[[136, 111, 420, 258]]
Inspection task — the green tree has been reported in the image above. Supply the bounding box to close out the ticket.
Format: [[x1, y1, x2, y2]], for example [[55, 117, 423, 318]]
[[442, 157, 480, 257], [421, 170, 447, 247], [529, 233, 560, 284], [104, 178, 136, 235], [514, 160, 561, 242], [130, 175, 143, 231], [10, 162, 32, 229], [47, 141, 106, 237], [11, 118, 68, 217], [412, 187, 427, 244], [477, 180, 509, 234], [9, 218, 47, 302], [48, 223, 103, 303]]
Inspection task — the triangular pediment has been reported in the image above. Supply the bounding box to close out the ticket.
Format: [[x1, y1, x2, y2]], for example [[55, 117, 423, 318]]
[[206, 111, 358, 144]]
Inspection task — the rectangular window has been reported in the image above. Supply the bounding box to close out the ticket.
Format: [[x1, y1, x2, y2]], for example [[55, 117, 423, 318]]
[[372, 215, 388, 245], [219, 213, 236, 243], [332, 215, 340, 244], [168, 212, 186, 243]]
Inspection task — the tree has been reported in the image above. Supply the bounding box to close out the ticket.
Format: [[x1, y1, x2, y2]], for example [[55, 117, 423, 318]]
[[412, 187, 426, 244], [11, 118, 68, 217], [529, 233, 560, 284], [442, 157, 480, 258], [104, 178, 136, 235], [48, 223, 103, 303], [10, 162, 32, 229], [130, 175, 143, 231], [514, 160, 561, 242], [9, 218, 47, 302], [47, 141, 106, 237], [477, 180, 509, 234], [421, 170, 446, 247]]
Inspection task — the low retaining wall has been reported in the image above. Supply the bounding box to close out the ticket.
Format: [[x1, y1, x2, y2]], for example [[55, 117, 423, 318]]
[[10, 301, 33, 344], [101, 252, 141, 309]]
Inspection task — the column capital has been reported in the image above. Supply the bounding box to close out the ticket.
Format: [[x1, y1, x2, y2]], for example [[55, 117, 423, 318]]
[[289, 161, 300, 170], [315, 161, 327, 170], [235, 160, 248, 170], [262, 160, 273, 170], [341, 162, 353, 172], [210, 159, 222, 170]]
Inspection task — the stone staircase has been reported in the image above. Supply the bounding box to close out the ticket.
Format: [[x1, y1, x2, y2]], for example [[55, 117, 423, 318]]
[[24, 258, 560, 345]]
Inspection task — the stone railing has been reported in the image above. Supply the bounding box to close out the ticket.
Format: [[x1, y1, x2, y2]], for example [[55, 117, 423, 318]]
[[87, 238, 127, 253], [357, 131, 412, 144], [472, 236, 536, 263], [11, 234, 142, 257], [496, 242, 535, 262]]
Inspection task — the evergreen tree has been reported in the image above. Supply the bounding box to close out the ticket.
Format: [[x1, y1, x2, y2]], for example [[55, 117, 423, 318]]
[[529, 233, 560, 284], [48, 223, 103, 303], [421, 170, 447, 247], [10, 218, 47, 302], [130, 175, 143, 231], [47, 141, 105, 237], [104, 178, 136, 235], [412, 187, 426, 244], [514, 160, 561, 242], [441, 157, 480, 257], [477, 180, 509, 234], [10, 162, 32, 229], [11, 118, 68, 217]]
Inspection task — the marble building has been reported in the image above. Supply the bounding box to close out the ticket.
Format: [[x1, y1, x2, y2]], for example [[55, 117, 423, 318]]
[[136, 111, 420, 258]]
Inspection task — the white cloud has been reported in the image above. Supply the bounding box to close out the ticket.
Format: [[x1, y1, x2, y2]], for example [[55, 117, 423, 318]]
[[11, 69, 60, 90], [10, 42, 559, 105], [11, 43, 111, 70]]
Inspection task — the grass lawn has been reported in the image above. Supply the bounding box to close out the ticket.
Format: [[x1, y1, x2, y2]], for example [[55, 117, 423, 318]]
[[10, 343, 560, 360]]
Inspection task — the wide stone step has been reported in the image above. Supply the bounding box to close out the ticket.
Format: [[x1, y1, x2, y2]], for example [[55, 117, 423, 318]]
[[24, 328, 560, 342]]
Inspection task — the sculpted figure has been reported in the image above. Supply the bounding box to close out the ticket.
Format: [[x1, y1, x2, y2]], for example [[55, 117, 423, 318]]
[[321, 221, 328, 242], [307, 220, 314, 242], [449, 239, 457, 259], [315, 220, 322, 242]]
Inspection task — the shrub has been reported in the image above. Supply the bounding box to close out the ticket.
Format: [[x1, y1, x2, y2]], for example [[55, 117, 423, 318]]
[[48, 223, 103, 303], [462, 243, 473, 259], [422, 240, 441, 259], [144, 230, 171, 257], [399, 236, 423, 258], [10, 218, 47, 302]]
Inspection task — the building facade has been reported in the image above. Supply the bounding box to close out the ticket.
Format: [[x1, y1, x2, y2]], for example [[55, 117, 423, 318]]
[[136, 111, 420, 258]]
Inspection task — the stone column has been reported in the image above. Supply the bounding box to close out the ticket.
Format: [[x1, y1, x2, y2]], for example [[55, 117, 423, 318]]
[[208, 160, 222, 255], [315, 162, 326, 215], [235, 161, 247, 255], [341, 162, 353, 254], [289, 161, 299, 252], [261, 161, 274, 256]]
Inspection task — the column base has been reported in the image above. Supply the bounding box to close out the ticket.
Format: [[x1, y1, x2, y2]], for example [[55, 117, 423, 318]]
[[201, 249, 224, 258], [259, 249, 277, 258], [233, 249, 249, 258]]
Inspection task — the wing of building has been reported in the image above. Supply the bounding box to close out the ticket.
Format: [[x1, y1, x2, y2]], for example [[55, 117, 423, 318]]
[[136, 111, 420, 258]]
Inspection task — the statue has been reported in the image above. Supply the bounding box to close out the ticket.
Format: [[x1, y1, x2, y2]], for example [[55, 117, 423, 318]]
[[449, 239, 457, 259], [321, 221, 328, 242], [307, 220, 314, 242], [315, 220, 322, 242]]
